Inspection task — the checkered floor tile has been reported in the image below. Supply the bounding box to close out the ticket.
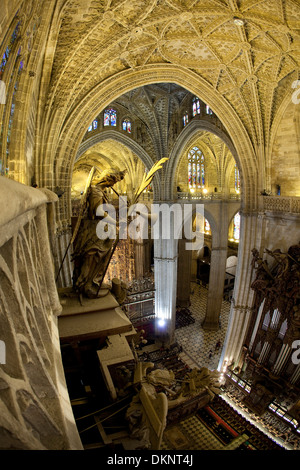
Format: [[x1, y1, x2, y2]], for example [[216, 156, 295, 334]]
[[175, 282, 230, 371], [160, 283, 232, 450], [161, 415, 225, 450]]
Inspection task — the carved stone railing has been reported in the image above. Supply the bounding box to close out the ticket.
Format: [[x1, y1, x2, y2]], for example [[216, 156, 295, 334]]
[[262, 195, 300, 214], [0, 177, 82, 450], [177, 191, 241, 201]]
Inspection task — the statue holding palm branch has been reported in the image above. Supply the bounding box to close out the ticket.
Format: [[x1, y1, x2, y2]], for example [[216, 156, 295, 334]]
[[71, 158, 168, 299]]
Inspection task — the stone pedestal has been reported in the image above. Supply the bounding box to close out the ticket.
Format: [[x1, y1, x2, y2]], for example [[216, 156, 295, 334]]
[[58, 290, 137, 401], [58, 290, 135, 343]]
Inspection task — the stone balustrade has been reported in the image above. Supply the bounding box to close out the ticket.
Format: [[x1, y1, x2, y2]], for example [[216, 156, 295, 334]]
[[177, 191, 241, 201], [0, 177, 82, 450], [262, 195, 300, 214]]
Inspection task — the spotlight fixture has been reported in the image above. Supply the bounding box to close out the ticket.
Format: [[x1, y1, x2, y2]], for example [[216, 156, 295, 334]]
[[157, 318, 166, 328]]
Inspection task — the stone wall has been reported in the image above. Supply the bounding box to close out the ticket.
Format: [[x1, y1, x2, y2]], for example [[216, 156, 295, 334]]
[[271, 102, 300, 197]]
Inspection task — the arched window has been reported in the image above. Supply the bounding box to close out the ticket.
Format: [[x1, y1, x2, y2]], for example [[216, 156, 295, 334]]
[[183, 112, 189, 126], [122, 118, 131, 133], [204, 219, 211, 234], [87, 124, 92, 132], [188, 146, 205, 189], [104, 108, 117, 126], [235, 164, 240, 192], [0, 21, 20, 74], [192, 97, 201, 116], [92, 120, 98, 130], [206, 104, 213, 115], [0, 20, 22, 176], [233, 212, 240, 241]]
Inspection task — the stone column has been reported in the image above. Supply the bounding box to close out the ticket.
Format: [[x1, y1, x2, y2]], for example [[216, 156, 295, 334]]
[[202, 201, 229, 330], [176, 237, 192, 308], [153, 215, 178, 346], [134, 237, 151, 279], [202, 245, 228, 330], [218, 211, 265, 370]]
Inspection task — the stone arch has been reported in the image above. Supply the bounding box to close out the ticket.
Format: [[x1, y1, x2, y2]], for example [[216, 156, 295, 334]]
[[267, 87, 300, 190], [75, 130, 161, 200], [41, 64, 257, 224], [164, 118, 241, 200]]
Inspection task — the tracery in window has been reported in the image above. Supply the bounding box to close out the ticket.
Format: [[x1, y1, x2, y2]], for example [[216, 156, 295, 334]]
[[192, 97, 201, 117], [188, 146, 205, 189], [104, 108, 117, 127], [122, 118, 131, 133]]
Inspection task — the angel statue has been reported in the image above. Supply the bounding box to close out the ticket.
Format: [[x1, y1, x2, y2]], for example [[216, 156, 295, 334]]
[[57, 158, 168, 300], [72, 168, 127, 298]]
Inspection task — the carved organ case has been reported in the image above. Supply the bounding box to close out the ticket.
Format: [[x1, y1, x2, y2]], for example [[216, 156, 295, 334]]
[[246, 243, 300, 387]]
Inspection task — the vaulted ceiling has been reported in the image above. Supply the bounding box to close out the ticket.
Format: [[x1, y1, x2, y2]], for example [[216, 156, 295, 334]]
[[48, 0, 300, 151]]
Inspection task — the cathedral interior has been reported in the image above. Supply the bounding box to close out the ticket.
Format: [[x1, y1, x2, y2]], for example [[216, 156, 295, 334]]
[[0, 0, 300, 453]]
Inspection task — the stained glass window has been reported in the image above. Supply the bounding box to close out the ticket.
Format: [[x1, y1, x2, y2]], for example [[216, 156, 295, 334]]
[[188, 147, 205, 189], [233, 212, 240, 241], [192, 97, 201, 116], [3, 53, 23, 176], [206, 104, 213, 115], [104, 108, 117, 126], [183, 113, 188, 126], [87, 125, 92, 132], [188, 161, 192, 187], [93, 120, 98, 130], [0, 22, 20, 74], [122, 118, 131, 133], [235, 164, 240, 192]]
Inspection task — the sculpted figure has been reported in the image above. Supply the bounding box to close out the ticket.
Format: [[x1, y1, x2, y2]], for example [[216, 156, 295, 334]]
[[72, 168, 126, 298], [70, 158, 168, 299]]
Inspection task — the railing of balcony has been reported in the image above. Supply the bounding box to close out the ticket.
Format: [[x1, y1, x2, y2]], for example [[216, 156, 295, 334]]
[[262, 195, 300, 214], [0, 177, 82, 450]]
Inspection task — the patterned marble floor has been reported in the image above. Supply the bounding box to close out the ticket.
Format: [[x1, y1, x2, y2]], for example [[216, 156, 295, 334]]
[[158, 282, 233, 451], [175, 281, 231, 372], [161, 415, 225, 451]]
